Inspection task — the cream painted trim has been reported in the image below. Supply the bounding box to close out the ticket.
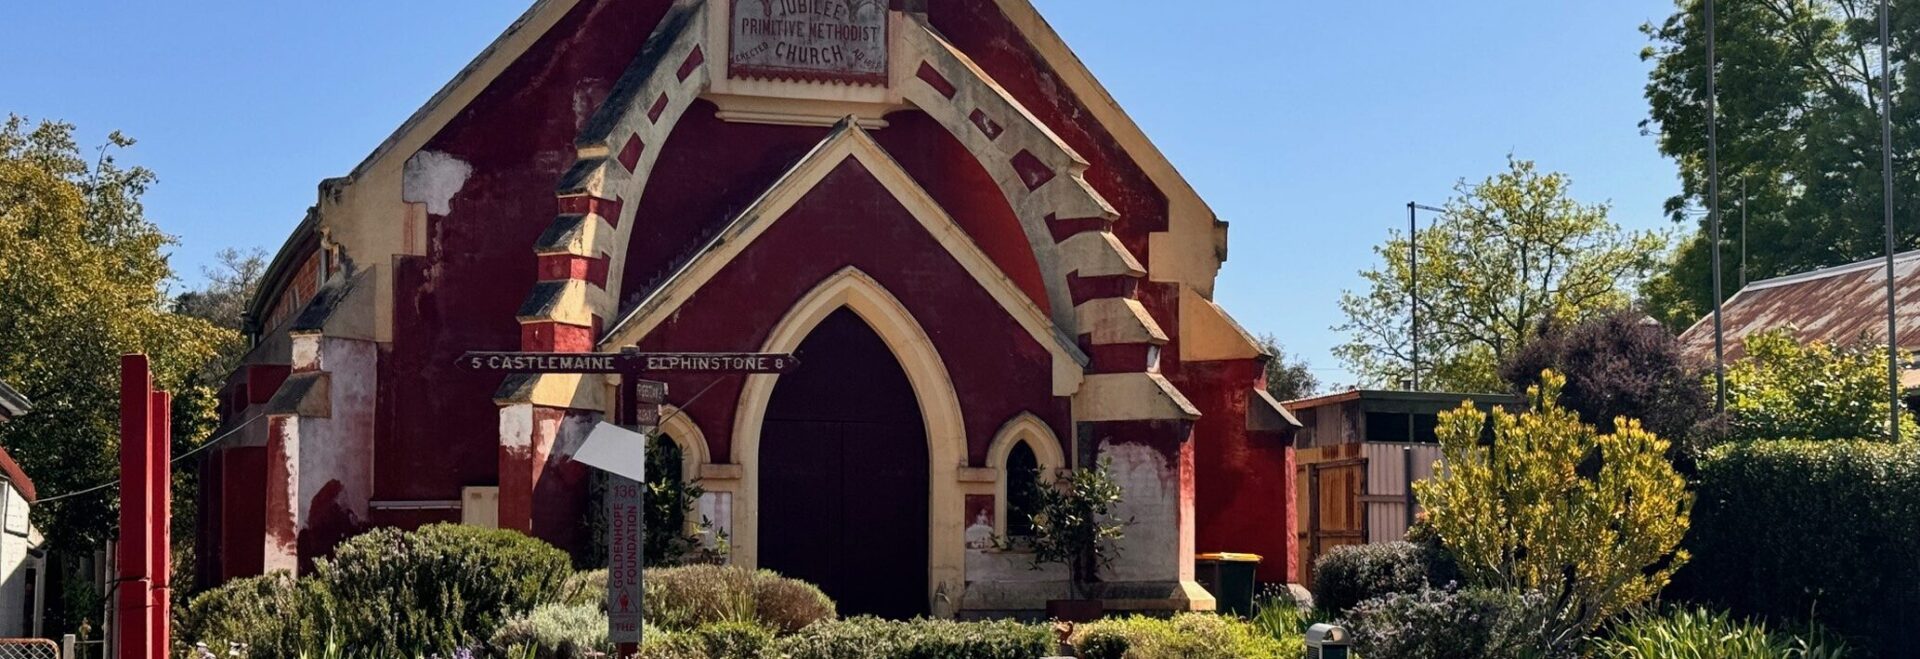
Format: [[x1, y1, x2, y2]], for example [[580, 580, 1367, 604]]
[[984, 412, 1066, 538], [1074, 298, 1169, 346], [535, 213, 615, 259], [1059, 232, 1146, 278], [987, 0, 1222, 265], [896, 19, 1124, 336], [1076, 373, 1201, 422], [517, 280, 611, 326], [599, 121, 1087, 396], [728, 266, 969, 614], [573, 2, 713, 316], [1176, 285, 1265, 362], [657, 405, 709, 483], [503, 373, 607, 411]]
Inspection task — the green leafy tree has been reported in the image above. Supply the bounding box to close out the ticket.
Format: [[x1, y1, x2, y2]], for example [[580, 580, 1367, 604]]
[[1500, 310, 1711, 444], [1256, 334, 1320, 401], [1025, 459, 1129, 600], [1641, 0, 1920, 328], [174, 247, 268, 378], [1722, 329, 1917, 442], [0, 116, 231, 537], [0, 116, 230, 632], [1336, 158, 1667, 392], [1415, 371, 1693, 647]]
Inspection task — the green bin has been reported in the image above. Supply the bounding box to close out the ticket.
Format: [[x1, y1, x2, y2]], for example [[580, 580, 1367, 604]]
[[1194, 552, 1262, 617]]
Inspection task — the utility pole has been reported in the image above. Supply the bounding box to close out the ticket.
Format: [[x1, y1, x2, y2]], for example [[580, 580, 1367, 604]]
[[1880, 0, 1902, 442], [1707, 0, 1728, 419]]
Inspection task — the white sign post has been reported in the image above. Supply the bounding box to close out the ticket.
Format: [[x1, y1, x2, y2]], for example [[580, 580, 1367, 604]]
[[577, 421, 654, 652]]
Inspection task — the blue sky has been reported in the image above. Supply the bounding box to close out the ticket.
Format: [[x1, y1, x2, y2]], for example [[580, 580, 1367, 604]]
[[1, 1, 1682, 386]]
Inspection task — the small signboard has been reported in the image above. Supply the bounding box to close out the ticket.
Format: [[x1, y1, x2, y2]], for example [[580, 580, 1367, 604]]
[[729, 0, 889, 85], [460, 347, 802, 654], [607, 475, 645, 644], [634, 379, 668, 405], [457, 352, 799, 375]]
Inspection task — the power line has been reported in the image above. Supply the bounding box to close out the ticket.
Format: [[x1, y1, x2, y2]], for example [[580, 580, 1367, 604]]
[[37, 420, 251, 505]]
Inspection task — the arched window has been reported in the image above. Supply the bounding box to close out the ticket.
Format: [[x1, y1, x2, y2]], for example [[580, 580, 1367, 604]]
[[646, 433, 692, 544], [1005, 440, 1041, 540]]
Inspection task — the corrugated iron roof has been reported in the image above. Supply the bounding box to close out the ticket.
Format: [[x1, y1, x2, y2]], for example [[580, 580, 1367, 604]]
[[1679, 249, 1920, 361]]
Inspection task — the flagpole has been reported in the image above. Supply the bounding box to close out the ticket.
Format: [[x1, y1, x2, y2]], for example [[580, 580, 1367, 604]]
[[1881, 0, 1902, 441], [1707, 0, 1727, 419]]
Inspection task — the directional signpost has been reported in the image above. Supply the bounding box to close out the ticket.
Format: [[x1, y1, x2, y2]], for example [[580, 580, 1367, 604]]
[[458, 350, 799, 658]]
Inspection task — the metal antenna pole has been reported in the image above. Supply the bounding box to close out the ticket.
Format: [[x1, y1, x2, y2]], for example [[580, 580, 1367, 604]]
[[1741, 178, 1749, 288], [1408, 202, 1419, 392], [1707, 0, 1728, 419], [1881, 0, 1902, 441], [1406, 203, 1445, 392]]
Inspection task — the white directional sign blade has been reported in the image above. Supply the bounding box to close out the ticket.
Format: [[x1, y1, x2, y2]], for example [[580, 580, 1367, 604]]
[[574, 422, 649, 482]]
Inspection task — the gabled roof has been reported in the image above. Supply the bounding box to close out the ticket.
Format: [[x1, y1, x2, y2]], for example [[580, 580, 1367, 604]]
[[1679, 250, 1920, 361], [0, 447, 35, 504], [599, 118, 1088, 389], [339, 0, 1213, 235]]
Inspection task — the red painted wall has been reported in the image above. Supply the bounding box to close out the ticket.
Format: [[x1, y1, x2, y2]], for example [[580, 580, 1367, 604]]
[[218, 447, 268, 581], [1184, 358, 1298, 584], [377, 0, 671, 510], [874, 110, 1051, 316], [635, 158, 1072, 466]]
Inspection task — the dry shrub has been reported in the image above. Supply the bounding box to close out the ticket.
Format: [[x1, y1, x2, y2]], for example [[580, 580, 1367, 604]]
[[644, 565, 835, 634]]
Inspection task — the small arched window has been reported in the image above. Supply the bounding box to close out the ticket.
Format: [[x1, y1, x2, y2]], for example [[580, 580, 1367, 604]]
[[1005, 440, 1041, 539], [647, 434, 690, 529]]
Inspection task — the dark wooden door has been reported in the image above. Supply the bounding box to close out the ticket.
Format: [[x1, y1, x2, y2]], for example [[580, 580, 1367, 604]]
[[760, 308, 929, 619]]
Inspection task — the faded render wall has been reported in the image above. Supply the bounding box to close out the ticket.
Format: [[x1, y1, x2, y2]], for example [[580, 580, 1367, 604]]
[[1184, 358, 1298, 584], [373, 0, 673, 523]]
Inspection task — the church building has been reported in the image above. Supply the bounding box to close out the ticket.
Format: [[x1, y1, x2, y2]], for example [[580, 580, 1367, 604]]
[[202, 0, 1300, 618]]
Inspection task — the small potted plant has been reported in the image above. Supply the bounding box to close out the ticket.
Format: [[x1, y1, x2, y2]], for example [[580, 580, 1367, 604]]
[[1024, 458, 1130, 622]]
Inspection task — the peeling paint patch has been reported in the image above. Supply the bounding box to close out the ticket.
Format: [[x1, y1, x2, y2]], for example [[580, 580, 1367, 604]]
[[402, 151, 474, 216], [500, 404, 534, 450], [291, 336, 320, 372], [1100, 440, 1179, 582]]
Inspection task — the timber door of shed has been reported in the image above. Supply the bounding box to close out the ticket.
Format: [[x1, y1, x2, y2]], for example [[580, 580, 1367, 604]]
[[1296, 444, 1367, 588]]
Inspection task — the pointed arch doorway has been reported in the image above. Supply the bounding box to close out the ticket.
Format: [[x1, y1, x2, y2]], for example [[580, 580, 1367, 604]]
[[759, 308, 931, 619]]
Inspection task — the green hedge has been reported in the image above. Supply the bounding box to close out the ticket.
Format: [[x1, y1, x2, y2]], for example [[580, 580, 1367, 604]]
[[1311, 541, 1455, 616], [1683, 440, 1920, 656], [314, 523, 574, 657], [1072, 614, 1296, 659], [490, 602, 610, 659], [779, 617, 1049, 659], [177, 572, 325, 659], [1341, 587, 1563, 659]]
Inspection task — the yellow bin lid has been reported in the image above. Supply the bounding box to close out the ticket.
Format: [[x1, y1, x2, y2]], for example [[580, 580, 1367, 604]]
[[1197, 552, 1263, 563]]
